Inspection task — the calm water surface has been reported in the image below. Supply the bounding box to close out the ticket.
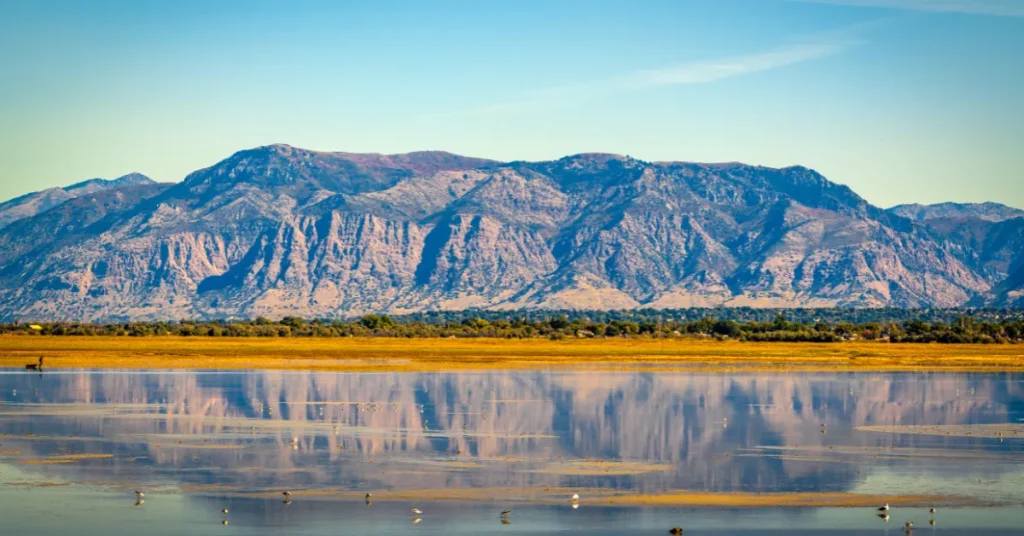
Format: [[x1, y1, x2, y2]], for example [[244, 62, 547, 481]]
[[0, 369, 1022, 535]]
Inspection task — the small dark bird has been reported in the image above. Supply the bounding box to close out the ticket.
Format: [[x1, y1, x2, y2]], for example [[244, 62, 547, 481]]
[[878, 503, 889, 512], [500, 510, 511, 517], [135, 490, 145, 498], [904, 521, 914, 529], [25, 357, 43, 371], [282, 491, 291, 498], [670, 528, 684, 535], [929, 508, 936, 514]]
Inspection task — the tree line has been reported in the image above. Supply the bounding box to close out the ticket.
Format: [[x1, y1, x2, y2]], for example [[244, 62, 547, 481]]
[[2, 310, 1023, 343]]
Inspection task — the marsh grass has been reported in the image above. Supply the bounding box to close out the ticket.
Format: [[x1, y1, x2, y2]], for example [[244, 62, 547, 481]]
[[1, 336, 1022, 371]]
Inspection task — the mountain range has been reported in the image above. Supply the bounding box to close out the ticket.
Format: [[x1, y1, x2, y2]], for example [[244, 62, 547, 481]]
[[0, 144, 1021, 321]]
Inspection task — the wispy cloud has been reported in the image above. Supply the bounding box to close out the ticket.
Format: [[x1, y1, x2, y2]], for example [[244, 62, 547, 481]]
[[790, 0, 1024, 17], [425, 39, 855, 120], [611, 42, 848, 90]]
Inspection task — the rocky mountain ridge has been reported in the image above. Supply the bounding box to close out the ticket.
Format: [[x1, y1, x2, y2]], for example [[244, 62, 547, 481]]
[[888, 201, 1024, 223], [0, 144, 1020, 320], [0, 172, 154, 231]]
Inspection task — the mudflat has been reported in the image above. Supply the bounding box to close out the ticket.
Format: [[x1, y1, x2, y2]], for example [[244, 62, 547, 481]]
[[1, 336, 1022, 372]]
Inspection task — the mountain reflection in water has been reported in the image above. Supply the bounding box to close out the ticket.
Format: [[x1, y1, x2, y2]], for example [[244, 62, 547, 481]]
[[1, 369, 1022, 505]]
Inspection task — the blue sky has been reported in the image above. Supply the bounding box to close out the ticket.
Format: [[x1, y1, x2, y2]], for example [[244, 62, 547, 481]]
[[1, 0, 1022, 208]]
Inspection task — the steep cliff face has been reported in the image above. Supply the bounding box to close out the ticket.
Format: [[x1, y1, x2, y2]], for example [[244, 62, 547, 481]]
[[0, 145, 1017, 320]]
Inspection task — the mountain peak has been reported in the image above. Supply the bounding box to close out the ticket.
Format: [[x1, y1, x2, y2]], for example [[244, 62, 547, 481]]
[[64, 173, 154, 193], [179, 145, 501, 201]]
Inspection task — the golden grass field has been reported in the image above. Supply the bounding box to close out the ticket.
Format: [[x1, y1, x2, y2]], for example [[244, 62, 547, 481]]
[[1, 336, 1022, 371]]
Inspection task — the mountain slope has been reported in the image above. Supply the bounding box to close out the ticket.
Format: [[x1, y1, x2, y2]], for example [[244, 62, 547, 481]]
[[888, 202, 1024, 223], [0, 173, 154, 230], [987, 263, 1024, 308], [0, 146, 1014, 320]]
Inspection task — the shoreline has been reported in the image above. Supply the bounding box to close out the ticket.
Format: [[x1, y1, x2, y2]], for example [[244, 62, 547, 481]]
[[239, 488, 969, 508], [1, 336, 1023, 372], [0, 480, 973, 508]]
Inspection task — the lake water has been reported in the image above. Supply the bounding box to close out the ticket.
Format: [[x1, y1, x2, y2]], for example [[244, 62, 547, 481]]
[[1, 369, 1022, 535]]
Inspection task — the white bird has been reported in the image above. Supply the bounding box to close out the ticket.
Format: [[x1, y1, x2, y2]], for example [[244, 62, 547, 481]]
[[221, 508, 229, 514], [929, 507, 936, 514], [501, 510, 511, 517], [411, 508, 423, 515], [571, 493, 580, 501], [877, 503, 889, 512], [904, 521, 914, 529], [135, 490, 145, 498]]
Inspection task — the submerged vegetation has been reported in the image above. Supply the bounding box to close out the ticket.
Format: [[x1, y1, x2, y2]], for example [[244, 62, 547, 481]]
[[2, 309, 1023, 343]]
